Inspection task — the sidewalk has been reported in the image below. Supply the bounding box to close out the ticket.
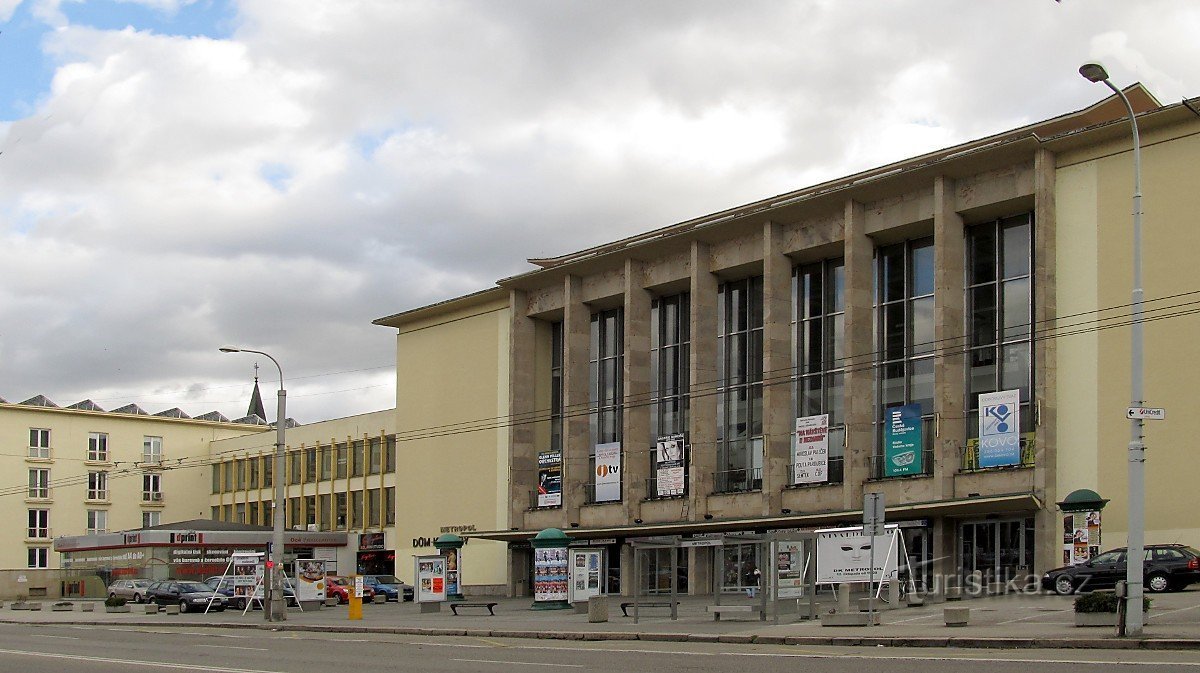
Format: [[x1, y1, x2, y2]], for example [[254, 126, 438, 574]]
[[4, 591, 1200, 651]]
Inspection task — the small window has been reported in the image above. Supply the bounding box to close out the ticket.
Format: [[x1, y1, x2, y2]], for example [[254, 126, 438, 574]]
[[143, 511, 161, 528], [29, 428, 51, 459], [143, 436, 163, 464], [142, 474, 162, 500], [87, 509, 107, 535], [27, 547, 48, 569], [28, 469, 50, 499], [27, 509, 49, 538], [87, 471, 108, 500], [88, 432, 109, 462]]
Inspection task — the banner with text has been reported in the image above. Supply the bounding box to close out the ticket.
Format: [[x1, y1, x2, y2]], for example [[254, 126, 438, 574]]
[[537, 450, 562, 507], [594, 442, 622, 502], [978, 389, 1021, 467], [883, 404, 923, 477], [654, 434, 686, 497], [792, 414, 830, 485]]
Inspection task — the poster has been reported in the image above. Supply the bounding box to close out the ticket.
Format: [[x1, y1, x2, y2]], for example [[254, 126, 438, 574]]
[[414, 555, 446, 602], [231, 555, 258, 587], [537, 451, 562, 507], [978, 389, 1021, 467], [776, 542, 805, 598], [568, 549, 603, 602], [594, 442, 622, 502], [815, 529, 899, 584], [294, 559, 326, 602], [883, 404, 923, 477], [533, 547, 569, 602], [444, 548, 460, 596], [1062, 511, 1102, 566], [654, 434, 686, 497], [792, 414, 830, 484]]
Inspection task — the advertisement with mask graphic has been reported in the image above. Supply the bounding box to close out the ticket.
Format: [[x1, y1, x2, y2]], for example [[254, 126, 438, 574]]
[[883, 404, 923, 476], [815, 530, 899, 584], [594, 442, 622, 502], [978, 389, 1021, 467]]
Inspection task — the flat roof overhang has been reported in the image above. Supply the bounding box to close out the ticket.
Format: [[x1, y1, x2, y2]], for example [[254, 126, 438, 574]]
[[467, 492, 1043, 543]]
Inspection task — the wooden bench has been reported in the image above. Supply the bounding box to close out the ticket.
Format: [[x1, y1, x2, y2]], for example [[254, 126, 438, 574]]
[[449, 602, 498, 616], [619, 601, 677, 617], [708, 605, 759, 621]]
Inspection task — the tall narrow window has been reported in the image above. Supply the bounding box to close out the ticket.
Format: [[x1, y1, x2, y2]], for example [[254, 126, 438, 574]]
[[27, 509, 49, 538], [142, 474, 162, 501], [334, 492, 347, 528], [235, 459, 245, 490], [289, 450, 302, 484], [29, 428, 50, 459], [143, 436, 162, 464], [792, 259, 846, 483], [650, 293, 690, 497], [367, 489, 381, 527], [368, 439, 381, 475], [212, 465, 221, 494], [318, 494, 331, 530], [321, 445, 333, 480], [350, 491, 364, 529], [351, 441, 364, 477], [716, 277, 764, 492], [384, 487, 395, 525], [589, 307, 624, 502], [223, 461, 233, 491], [875, 238, 935, 477], [88, 432, 108, 462], [87, 509, 107, 534], [87, 471, 108, 500], [143, 511, 160, 528], [263, 455, 273, 488], [28, 468, 49, 499], [966, 215, 1035, 439], [384, 437, 396, 473], [306, 447, 318, 481], [549, 321, 564, 451], [248, 458, 259, 489], [27, 548, 48, 569], [335, 444, 348, 479]]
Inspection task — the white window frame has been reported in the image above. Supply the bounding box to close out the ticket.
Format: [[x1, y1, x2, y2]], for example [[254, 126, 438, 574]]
[[29, 428, 50, 459], [142, 511, 161, 528], [87, 471, 108, 500], [27, 547, 48, 569], [143, 436, 163, 464], [142, 473, 162, 501], [88, 432, 109, 462], [27, 509, 49, 538], [87, 509, 108, 535], [28, 468, 50, 499]]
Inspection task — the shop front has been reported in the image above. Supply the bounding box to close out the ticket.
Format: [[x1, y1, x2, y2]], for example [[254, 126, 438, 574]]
[[355, 532, 395, 575]]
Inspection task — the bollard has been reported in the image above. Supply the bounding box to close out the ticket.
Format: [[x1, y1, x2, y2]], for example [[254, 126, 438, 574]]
[[888, 580, 900, 606], [587, 595, 609, 624], [165, 605, 180, 615], [944, 606, 970, 626], [837, 586, 851, 613], [81, 602, 95, 612], [373, 594, 387, 605], [144, 603, 159, 614]]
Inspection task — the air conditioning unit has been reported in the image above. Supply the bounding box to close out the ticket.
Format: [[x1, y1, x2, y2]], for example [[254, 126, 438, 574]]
[[151, 492, 163, 501]]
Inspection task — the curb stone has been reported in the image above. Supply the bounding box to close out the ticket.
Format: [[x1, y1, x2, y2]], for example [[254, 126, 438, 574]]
[[639, 633, 689, 642], [716, 635, 755, 644]]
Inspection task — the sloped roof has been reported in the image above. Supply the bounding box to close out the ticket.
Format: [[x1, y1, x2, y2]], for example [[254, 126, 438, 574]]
[[20, 394, 59, 408], [111, 403, 149, 415], [67, 399, 105, 411], [235, 414, 269, 426], [154, 407, 191, 419], [194, 411, 231, 422], [247, 380, 267, 421]]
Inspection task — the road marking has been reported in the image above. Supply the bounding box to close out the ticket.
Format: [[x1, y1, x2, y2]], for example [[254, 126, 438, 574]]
[[30, 634, 79, 640], [1150, 603, 1200, 618], [452, 658, 583, 668], [998, 611, 1061, 624], [888, 613, 939, 623], [0, 648, 284, 673], [196, 644, 268, 652], [414, 640, 493, 648]]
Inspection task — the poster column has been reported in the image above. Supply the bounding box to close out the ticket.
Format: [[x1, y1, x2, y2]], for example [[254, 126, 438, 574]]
[[530, 528, 572, 611], [434, 533, 465, 600]]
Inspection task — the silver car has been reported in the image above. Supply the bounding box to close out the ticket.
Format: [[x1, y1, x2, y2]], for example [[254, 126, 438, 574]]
[[107, 579, 154, 603]]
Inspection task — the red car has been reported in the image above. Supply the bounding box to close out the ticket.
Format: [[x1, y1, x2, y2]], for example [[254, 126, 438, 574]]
[[325, 576, 376, 604]]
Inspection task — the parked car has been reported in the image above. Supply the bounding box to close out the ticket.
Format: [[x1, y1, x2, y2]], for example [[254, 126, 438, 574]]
[[146, 580, 226, 612], [1042, 544, 1200, 595], [325, 576, 376, 604], [107, 579, 154, 604], [363, 575, 414, 602], [204, 575, 297, 610]]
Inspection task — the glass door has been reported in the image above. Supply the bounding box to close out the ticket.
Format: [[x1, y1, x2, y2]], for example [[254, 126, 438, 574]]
[[721, 543, 760, 593], [959, 518, 1035, 587]]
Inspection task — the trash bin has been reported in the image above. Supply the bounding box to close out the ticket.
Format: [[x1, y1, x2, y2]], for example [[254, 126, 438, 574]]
[[587, 595, 608, 623]]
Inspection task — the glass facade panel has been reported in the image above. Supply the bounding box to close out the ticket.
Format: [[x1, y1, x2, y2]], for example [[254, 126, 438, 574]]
[[717, 277, 764, 492]]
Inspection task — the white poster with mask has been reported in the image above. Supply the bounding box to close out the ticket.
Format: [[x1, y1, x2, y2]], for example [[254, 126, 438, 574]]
[[594, 442, 622, 502], [815, 529, 899, 584]]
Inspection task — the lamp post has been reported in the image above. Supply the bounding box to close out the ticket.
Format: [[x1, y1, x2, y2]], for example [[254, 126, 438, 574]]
[[1078, 62, 1145, 636], [221, 346, 288, 623]]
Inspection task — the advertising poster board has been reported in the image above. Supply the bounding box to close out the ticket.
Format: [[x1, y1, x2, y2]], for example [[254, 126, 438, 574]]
[[444, 548, 461, 597], [231, 555, 258, 587], [294, 559, 326, 602], [533, 547, 569, 602], [978, 389, 1021, 467], [883, 404, 923, 477], [594, 442, 622, 502], [568, 549, 604, 602], [537, 451, 562, 507], [414, 555, 446, 602], [654, 434, 686, 497], [1063, 511, 1102, 566], [792, 414, 830, 484], [776, 542, 805, 598], [815, 530, 899, 584]]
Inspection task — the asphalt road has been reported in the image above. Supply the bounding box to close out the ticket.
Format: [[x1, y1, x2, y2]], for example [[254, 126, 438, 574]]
[[0, 623, 1198, 672]]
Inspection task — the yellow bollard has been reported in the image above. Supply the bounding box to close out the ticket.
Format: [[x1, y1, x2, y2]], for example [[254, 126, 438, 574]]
[[348, 575, 363, 621]]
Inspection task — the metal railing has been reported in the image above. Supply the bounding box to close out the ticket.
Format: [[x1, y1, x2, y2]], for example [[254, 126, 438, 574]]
[[786, 456, 845, 486], [583, 482, 622, 505], [645, 476, 687, 500], [712, 467, 762, 494], [959, 434, 1036, 472], [869, 448, 935, 480]]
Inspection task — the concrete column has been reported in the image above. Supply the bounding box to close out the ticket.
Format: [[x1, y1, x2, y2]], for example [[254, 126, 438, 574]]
[[508, 289, 538, 529], [688, 545, 714, 596], [761, 221, 792, 515], [842, 200, 873, 509], [1033, 148, 1058, 575], [620, 543, 635, 597], [933, 175, 966, 505], [562, 275, 591, 524], [689, 242, 719, 516], [623, 259, 652, 516]]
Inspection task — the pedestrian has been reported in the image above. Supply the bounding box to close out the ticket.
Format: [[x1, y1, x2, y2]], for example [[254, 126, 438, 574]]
[[745, 565, 761, 598]]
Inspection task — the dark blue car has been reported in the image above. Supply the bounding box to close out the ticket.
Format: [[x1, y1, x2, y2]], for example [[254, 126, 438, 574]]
[[363, 575, 413, 601]]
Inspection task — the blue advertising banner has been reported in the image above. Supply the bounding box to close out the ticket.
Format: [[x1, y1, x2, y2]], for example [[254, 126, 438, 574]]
[[883, 404, 923, 477], [978, 389, 1021, 467]]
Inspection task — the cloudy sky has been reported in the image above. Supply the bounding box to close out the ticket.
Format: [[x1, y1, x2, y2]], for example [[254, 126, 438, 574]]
[[1, 0, 1197, 424]]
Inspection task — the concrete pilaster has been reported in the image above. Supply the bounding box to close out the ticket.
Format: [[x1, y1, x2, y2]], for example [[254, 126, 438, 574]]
[[563, 275, 591, 524], [508, 289, 538, 530], [688, 546, 713, 596], [761, 221, 792, 515], [623, 259, 651, 516], [842, 200, 873, 509], [689, 242, 719, 516], [1033, 148, 1058, 574], [933, 175, 966, 507]]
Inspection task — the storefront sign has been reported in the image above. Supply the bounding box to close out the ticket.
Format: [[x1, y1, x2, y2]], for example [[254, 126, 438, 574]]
[[883, 404, 923, 477], [569, 549, 604, 602], [359, 532, 385, 550], [978, 389, 1021, 467], [654, 434, 686, 497], [815, 530, 898, 584], [294, 559, 326, 602], [792, 414, 829, 484], [533, 547, 568, 602], [537, 451, 562, 507], [1063, 511, 1102, 566], [414, 555, 446, 602], [594, 443, 622, 502]]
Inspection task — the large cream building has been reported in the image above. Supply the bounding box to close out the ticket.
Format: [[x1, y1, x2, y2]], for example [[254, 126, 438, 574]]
[[375, 85, 1200, 597]]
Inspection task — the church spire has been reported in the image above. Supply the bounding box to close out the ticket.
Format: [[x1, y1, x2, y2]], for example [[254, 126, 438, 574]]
[[247, 364, 267, 421]]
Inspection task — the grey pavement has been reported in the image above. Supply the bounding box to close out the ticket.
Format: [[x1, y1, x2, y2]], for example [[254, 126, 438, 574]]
[[3, 590, 1200, 651]]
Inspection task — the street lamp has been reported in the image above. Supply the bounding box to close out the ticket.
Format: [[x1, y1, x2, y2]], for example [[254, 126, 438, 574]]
[[221, 346, 288, 623], [1078, 62, 1145, 636]]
